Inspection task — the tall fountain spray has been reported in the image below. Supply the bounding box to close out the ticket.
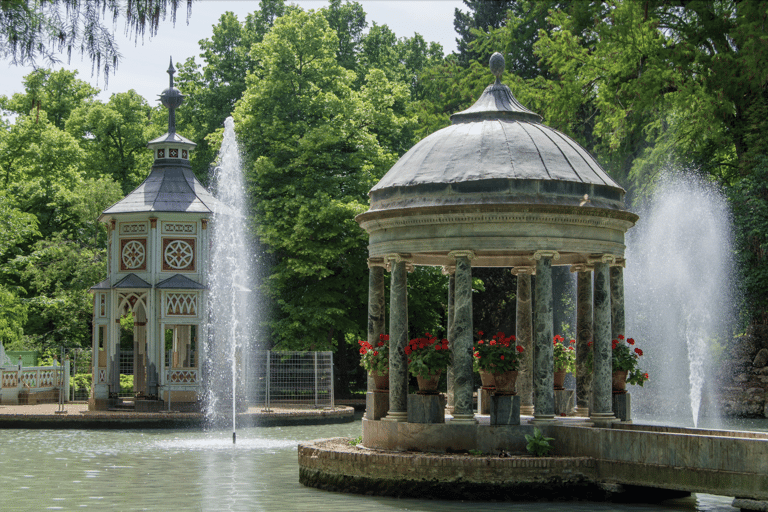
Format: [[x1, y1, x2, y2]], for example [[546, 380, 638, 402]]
[[206, 117, 256, 441], [625, 174, 735, 426]]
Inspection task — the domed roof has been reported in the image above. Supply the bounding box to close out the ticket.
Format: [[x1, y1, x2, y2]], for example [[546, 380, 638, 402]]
[[369, 54, 626, 212]]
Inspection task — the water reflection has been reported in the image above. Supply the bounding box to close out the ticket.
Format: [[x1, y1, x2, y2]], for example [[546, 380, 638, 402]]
[[0, 416, 752, 511]]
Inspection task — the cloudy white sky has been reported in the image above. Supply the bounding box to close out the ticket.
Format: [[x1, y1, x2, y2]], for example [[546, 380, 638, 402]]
[[3, 0, 465, 104]]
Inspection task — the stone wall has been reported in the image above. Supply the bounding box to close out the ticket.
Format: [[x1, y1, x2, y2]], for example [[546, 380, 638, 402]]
[[720, 325, 768, 418]]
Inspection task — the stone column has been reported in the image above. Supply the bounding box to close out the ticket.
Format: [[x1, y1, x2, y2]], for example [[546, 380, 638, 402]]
[[366, 259, 386, 392], [610, 260, 626, 341], [443, 265, 456, 414], [448, 251, 476, 424], [571, 265, 593, 417], [383, 254, 411, 422], [591, 256, 617, 426], [532, 251, 559, 424], [512, 267, 535, 416]]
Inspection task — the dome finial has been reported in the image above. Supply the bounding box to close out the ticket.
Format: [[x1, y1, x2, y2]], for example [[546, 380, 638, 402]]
[[490, 52, 505, 83]]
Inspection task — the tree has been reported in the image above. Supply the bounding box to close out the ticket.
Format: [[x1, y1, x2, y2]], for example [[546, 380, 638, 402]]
[[454, 0, 515, 66], [176, 1, 290, 180], [1, 69, 99, 129], [1, 0, 192, 81], [66, 90, 160, 193], [234, 9, 415, 357]]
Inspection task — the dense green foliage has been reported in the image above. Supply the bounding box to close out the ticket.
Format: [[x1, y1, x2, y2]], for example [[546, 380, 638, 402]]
[[3, 0, 768, 395]]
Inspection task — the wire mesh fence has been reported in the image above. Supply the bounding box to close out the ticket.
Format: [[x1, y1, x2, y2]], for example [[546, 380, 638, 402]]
[[251, 351, 334, 410]]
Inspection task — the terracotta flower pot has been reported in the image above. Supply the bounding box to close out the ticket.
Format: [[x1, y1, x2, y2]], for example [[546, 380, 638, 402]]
[[492, 370, 518, 395], [479, 370, 495, 388], [416, 371, 441, 394], [370, 371, 389, 391], [612, 370, 628, 394], [553, 370, 567, 390]]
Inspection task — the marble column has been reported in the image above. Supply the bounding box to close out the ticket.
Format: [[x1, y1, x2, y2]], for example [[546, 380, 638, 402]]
[[610, 261, 626, 341], [572, 265, 593, 417], [448, 251, 476, 424], [384, 255, 410, 422], [443, 265, 456, 414], [591, 257, 617, 426], [532, 251, 558, 424], [512, 267, 535, 416], [366, 259, 386, 392]]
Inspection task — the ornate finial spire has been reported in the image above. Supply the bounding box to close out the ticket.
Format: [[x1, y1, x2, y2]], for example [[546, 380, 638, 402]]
[[159, 56, 185, 134], [490, 52, 505, 84]]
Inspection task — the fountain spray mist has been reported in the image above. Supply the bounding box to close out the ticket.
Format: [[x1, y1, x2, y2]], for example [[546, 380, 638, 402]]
[[206, 117, 257, 439], [625, 174, 735, 427]]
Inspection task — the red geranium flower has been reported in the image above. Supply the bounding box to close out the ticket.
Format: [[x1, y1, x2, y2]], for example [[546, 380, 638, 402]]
[[618, 334, 625, 340], [500, 355, 505, 360], [634, 348, 643, 356], [627, 338, 635, 345], [516, 345, 524, 353]]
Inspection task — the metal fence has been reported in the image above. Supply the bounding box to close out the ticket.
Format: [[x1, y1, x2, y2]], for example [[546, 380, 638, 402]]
[[255, 351, 334, 410]]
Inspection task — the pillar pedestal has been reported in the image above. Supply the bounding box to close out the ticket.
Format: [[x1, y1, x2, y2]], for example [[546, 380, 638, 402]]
[[490, 395, 521, 425]]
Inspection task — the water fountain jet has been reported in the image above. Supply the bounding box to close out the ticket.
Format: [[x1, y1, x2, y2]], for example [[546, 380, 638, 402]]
[[626, 173, 735, 427], [206, 117, 257, 439]]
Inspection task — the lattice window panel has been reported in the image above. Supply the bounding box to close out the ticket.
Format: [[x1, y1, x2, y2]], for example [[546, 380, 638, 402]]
[[162, 222, 196, 235], [162, 238, 196, 271], [120, 223, 148, 235], [167, 369, 198, 384], [166, 293, 198, 316], [120, 238, 147, 271]]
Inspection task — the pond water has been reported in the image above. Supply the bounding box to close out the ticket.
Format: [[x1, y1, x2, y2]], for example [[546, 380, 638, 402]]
[[0, 414, 759, 512]]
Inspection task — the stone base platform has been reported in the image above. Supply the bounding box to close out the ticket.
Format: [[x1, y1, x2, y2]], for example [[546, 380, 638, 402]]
[[299, 437, 687, 503], [302, 419, 768, 509]]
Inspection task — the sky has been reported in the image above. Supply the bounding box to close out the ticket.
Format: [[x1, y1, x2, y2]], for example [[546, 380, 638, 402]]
[[3, 0, 465, 105]]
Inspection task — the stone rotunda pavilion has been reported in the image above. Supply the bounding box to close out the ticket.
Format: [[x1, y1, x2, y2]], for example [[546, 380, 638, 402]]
[[356, 53, 639, 442]]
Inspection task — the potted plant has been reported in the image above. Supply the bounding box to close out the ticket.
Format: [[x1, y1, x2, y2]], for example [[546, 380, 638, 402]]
[[611, 335, 649, 392], [358, 334, 389, 390], [553, 335, 575, 390], [405, 332, 450, 392], [474, 331, 524, 394]]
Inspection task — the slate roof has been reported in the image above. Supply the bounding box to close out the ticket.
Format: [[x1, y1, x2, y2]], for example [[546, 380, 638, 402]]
[[156, 274, 206, 289], [101, 160, 220, 216], [113, 274, 151, 289]]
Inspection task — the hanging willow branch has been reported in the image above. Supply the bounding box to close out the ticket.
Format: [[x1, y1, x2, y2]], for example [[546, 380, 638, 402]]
[[0, 0, 192, 85]]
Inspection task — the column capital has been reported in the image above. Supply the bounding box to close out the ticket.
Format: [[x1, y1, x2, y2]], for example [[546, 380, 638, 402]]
[[367, 257, 386, 269], [385, 253, 412, 272], [447, 250, 475, 262], [511, 266, 535, 276], [610, 257, 626, 268], [587, 254, 616, 265], [532, 250, 560, 261], [441, 265, 456, 276], [569, 263, 594, 273]]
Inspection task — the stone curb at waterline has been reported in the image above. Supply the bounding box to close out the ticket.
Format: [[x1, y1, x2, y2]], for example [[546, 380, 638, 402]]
[[0, 403, 355, 429]]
